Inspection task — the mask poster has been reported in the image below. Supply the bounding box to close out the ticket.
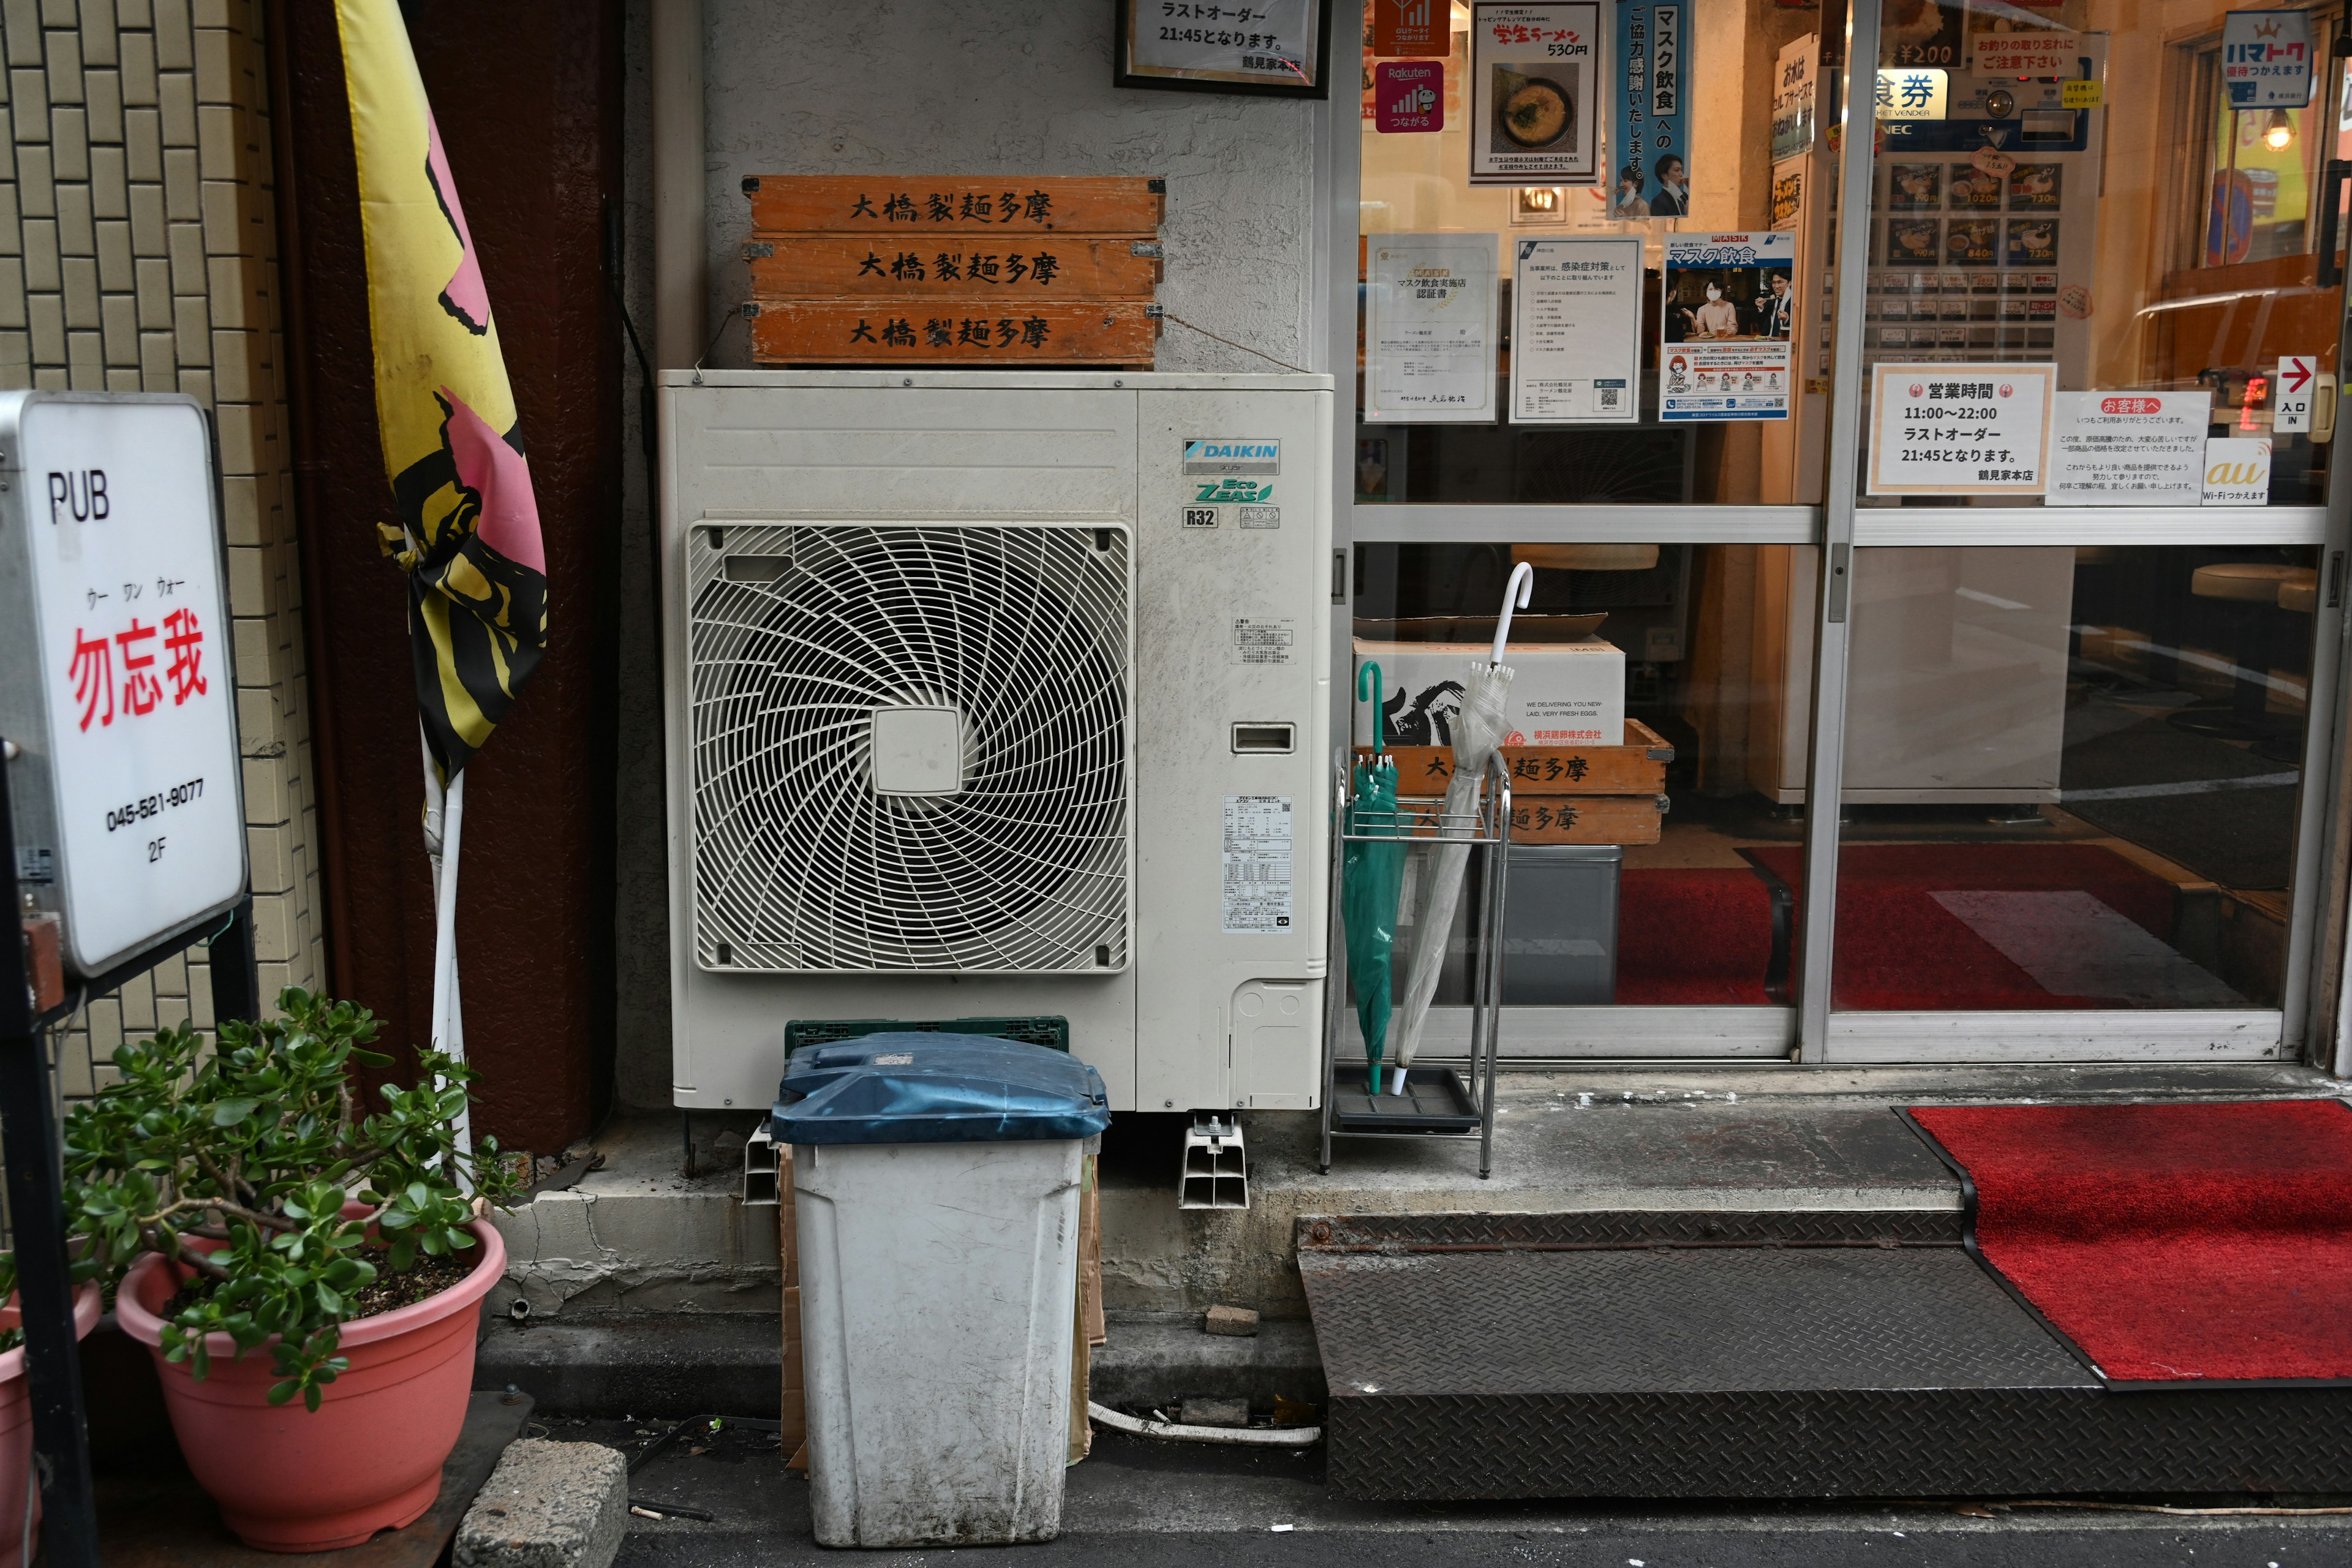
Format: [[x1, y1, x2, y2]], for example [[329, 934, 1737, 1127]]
[[1659, 232, 1795, 421], [1469, 2, 1604, 186], [1610, 1, 1690, 217]]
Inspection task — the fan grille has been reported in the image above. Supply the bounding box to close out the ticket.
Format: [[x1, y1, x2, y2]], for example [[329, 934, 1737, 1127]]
[[687, 522, 1129, 973]]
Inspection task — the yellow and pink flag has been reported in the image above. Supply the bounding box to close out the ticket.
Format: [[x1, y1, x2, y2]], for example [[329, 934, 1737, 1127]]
[[337, 0, 547, 783]]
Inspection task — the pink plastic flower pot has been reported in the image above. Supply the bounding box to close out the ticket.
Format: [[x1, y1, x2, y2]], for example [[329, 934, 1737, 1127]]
[[0, 1283, 104, 1568], [115, 1213, 505, 1552]]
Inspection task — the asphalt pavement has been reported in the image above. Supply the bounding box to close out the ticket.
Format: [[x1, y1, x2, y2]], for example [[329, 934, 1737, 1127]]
[[542, 1414, 2352, 1567]]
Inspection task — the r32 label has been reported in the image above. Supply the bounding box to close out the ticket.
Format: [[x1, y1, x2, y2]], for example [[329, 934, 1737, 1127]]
[[1182, 507, 1218, 529]]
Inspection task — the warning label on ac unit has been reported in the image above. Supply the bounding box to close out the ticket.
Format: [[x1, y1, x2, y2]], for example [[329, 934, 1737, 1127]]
[[1223, 794, 1294, 933], [1231, 616, 1297, 665]]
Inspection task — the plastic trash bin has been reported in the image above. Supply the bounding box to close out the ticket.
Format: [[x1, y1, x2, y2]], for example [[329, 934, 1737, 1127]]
[[773, 1032, 1112, 1547]]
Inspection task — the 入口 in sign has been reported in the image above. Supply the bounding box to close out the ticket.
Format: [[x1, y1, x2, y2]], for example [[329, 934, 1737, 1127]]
[[1, 392, 244, 976], [2275, 355, 2318, 434], [1867, 363, 2056, 496]]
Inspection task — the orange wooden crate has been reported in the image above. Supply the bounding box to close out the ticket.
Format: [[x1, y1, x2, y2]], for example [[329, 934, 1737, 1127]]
[[745, 235, 1161, 299], [1355, 719, 1676, 797], [1509, 794, 1668, 846], [746, 298, 1158, 366], [745, 175, 1164, 236]]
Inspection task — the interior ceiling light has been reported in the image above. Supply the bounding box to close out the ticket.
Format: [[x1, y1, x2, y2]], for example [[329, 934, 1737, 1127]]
[[2265, 108, 2296, 151]]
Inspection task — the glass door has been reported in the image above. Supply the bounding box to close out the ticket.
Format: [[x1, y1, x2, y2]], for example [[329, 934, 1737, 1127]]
[[1800, 0, 2352, 1063], [1343, 0, 1852, 1058]]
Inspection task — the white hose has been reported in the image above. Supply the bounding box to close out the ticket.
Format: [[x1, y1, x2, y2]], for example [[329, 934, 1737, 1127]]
[[1086, 1401, 1321, 1447]]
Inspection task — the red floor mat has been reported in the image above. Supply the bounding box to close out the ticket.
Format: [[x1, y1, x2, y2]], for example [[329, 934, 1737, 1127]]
[[1907, 1100, 2352, 1383], [1744, 843, 2180, 1010], [1617, 869, 1774, 1005]]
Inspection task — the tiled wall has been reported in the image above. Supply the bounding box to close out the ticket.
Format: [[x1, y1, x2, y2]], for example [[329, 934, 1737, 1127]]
[[1, 0, 322, 1095]]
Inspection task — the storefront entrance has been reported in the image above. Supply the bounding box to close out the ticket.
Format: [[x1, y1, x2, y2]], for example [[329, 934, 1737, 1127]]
[[1338, 0, 2351, 1066]]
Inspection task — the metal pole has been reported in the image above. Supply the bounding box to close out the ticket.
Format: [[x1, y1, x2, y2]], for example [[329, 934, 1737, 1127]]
[[206, 895, 262, 1027], [0, 761, 99, 1568]]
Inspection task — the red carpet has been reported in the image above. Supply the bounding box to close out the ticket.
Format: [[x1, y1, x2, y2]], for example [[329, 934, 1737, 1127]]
[[1909, 1100, 2352, 1382], [1618, 870, 1774, 1004], [1615, 845, 2188, 1010]]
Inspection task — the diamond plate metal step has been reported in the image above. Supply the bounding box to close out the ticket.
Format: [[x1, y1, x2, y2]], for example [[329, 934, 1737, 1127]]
[[1298, 1216, 2352, 1500]]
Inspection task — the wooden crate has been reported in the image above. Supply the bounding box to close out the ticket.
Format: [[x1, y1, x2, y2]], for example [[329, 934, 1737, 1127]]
[[746, 298, 1159, 366], [746, 235, 1161, 298], [1355, 719, 1676, 797], [1509, 794, 1668, 846], [744, 175, 1164, 235]]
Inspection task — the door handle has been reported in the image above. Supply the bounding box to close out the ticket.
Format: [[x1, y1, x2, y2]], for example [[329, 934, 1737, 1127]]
[[2320, 160, 2352, 288]]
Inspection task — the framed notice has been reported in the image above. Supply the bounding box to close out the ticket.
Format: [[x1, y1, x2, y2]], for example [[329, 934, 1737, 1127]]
[[1365, 233, 1498, 423], [1659, 232, 1795, 422], [2048, 390, 2212, 507], [1867, 363, 2057, 496], [1115, 0, 1332, 98], [1510, 236, 1641, 423], [1469, 1, 1604, 186]]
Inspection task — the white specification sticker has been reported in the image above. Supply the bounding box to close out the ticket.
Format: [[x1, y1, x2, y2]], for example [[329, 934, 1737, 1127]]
[[1231, 616, 1297, 665], [1238, 505, 1281, 529], [1223, 795, 1294, 933]]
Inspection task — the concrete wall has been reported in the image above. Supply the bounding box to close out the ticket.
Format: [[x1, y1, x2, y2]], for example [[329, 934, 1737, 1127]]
[[0, 0, 323, 1097], [611, 0, 1330, 1107]]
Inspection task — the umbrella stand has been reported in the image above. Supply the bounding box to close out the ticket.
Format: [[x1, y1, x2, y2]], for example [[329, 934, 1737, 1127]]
[[1319, 747, 1512, 1179]]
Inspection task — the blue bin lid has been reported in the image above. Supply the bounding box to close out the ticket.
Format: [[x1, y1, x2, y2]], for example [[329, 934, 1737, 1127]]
[[771, 1032, 1111, 1145]]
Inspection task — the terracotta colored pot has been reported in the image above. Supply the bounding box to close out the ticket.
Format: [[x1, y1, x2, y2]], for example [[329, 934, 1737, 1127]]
[[115, 1210, 505, 1551], [0, 1283, 104, 1568]]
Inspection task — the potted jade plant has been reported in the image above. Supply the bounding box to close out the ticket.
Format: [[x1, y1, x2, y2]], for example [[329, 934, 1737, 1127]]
[[0, 1254, 105, 1568], [64, 988, 519, 1551]]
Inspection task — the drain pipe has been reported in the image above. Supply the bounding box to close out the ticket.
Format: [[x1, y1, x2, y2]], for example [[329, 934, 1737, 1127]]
[[1087, 1402, 1321, 1448]]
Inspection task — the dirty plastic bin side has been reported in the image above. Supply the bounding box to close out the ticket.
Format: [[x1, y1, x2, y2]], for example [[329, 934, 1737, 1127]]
[[794, 1136, 1084, 1547]]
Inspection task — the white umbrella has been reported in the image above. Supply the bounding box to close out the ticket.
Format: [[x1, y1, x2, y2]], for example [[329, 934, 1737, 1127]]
[[1388, 562, 1532, 1093]]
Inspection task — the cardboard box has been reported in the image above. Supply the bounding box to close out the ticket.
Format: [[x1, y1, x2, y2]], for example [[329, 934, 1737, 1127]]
[[1353, 639, 1626, 749]]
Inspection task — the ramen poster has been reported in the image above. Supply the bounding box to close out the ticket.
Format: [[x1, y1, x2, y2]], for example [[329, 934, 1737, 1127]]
[[1469, 2, 1604, 185]]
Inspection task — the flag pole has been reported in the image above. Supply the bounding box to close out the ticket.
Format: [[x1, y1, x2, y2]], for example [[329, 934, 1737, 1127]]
[[420, 729, 473, 1163]]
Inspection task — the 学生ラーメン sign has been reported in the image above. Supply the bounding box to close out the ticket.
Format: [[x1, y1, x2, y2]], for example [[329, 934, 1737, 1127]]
[[1867, 364, 2056, 496], [1471, 1, 1604, 186], [0, 393, 244, 976]]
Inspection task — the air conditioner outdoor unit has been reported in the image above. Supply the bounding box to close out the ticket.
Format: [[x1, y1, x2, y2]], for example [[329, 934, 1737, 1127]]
[[660, 370, 1333, 1115]]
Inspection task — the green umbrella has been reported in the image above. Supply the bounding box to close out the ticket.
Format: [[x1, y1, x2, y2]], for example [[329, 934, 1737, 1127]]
[[1344, 663, 1409, 1095]]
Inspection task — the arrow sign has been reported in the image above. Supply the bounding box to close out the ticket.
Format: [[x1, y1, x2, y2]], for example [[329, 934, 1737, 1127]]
[[2277, 355, 2317, 434]]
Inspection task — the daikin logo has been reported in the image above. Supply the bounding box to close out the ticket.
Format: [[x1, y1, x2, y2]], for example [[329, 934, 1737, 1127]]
[[1182, 438, 1281, 477]]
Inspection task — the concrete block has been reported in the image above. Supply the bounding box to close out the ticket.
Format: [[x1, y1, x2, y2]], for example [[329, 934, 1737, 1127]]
[[195, 100, 232, 178], [10, 69, 47, 134], [1204, 1305, 1259, 1338], [454, 1441, 627, 1568], [0, 330, 31, 388], [15, 219, 51, 291], [125, 104, 158, 176], [83, 66, 118, 141], [91, 145, 125, 219], [157, 66, 191, 145], [1179, 1396, 1249, 1428], [95, 215, 129, 287], [100, 292, 134, 364], [121, 1, 154, 32], [155, 0, 193, 72], [119, 31, 154, 107], [0, 260, 23, 327], [4, 2, 43, 70], [55, 181, 93, 257], [50, 104, 88, 179], [27, 292, 63, 365], [15, 144, 53, 216], [170, 288, 204, 360], [127, 179, 162, 253], [66, 327, 100, 386], [132, 254, 165, 324], [64, 255, 99, 324], [80, 4, 116, 68], [103, 365, 138, 391], [45, 27, 81, 106], [161, 142, 194, 219], [137, 325, 170, 386], [0, 185, 19, 251], [165, 213, 199, 288]]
